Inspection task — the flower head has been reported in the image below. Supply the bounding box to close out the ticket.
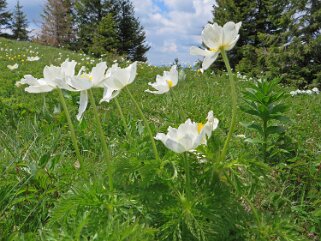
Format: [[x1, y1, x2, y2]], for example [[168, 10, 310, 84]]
[[190, 21, 241, 70], [27, 56, 40, 62], [7, 63, 19, 70], [155, 111, 219, 153], [145, 65, 178, 94], [100, 62, 137, 103], [16, 60, 77, 93], [67, 62, 108, 121]]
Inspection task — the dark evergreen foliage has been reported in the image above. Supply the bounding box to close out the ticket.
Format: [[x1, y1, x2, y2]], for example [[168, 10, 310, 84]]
[[75, 0, 150, 61], [212, 0, 321, 86], [11, 1, 28, 40], [0, 0, 12, 33]]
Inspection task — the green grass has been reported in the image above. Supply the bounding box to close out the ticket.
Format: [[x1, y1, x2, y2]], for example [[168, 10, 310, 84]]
[[0, 37, 320, 240]]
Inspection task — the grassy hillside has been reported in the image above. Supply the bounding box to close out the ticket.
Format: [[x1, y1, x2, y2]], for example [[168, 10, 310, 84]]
[[0, 38, 320, 240]]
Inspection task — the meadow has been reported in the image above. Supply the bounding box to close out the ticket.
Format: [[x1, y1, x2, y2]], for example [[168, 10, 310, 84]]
[[0, 37, 321, 240]]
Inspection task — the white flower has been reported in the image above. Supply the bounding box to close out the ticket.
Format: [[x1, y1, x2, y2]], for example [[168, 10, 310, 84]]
[[145, 65, 178, 94], [312, 87, 319, 94], [16, 60, 77, 93], [155, 111, 219, 153], [27, 56, 40, 61], [190, 21, 242, 70], [290, 90, 298, 96], [100, 62, 137, 103], [7, 63, 19, 70], [68, 62, 108, 121]]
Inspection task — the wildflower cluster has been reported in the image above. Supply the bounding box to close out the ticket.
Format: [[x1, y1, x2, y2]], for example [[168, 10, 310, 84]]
[[290, 87, 319, 96], [13, 21, 249, 239]]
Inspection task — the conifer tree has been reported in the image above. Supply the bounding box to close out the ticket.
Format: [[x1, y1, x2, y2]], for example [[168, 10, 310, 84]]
[[11, 1, 28, 40], [213, 0, 290, 73], [74, 0, 105, 50], [89, 13, 119, 56], [40, 0, 74, 47], [75, 0, 150, 61], [0, 0, 11, 33], [114, 0, 150, 61]]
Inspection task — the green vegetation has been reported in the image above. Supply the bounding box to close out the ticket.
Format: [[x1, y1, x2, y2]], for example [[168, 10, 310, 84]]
[[212, 0, 321, 86], [0, 38, 320, 240]]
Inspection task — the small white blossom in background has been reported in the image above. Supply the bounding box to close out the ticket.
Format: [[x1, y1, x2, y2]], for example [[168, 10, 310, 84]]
[[290, 87, 320, 96], [145, 65, 178, 94], [27, 56, 40, 62], [155, 111, 219, 153], [7, 63, 19, 70]]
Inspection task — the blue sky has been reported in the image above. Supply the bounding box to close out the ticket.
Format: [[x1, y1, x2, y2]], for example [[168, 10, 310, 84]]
[[6, 0, 215, 66]]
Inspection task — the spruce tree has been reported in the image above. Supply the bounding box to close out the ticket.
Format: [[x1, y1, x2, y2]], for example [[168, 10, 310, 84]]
[[11, 1, 28, 40], [0, 0, 11, 34], [89, 13, 119, 56], [74, 0, 104, 50], [115, 0, 150, 61], [40, 0, 74, 47], [75, 0, 150, 61], [212, 0, 290, 74]]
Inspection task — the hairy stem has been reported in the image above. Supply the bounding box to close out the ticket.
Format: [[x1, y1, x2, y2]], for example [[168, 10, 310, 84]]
[[57, 89, 82, 167], [115, 98, 131, 139], [125, 86, 160, 161], [88, 90, 113, 192], [183, 153, 192, 201], [220, 50, 238, 162]]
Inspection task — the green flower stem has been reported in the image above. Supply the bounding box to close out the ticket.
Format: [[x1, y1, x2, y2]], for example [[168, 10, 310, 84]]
[[183, 153, 192, 201], [125, 86, 160, 161], [220, 50, 238, 162], [88, 89, 113, 192], [57, 89, 82, 167], [115, 98, 131, 139]]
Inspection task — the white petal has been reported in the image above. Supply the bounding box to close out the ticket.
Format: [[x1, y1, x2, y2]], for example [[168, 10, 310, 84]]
[[76, 91, 88, 121], [100, 88, 121, 103], [91, 62, 107, 86], [165, 138, 187, 153], [222, 22, 241, 49], [25, 85, 55, 93], [127, 61, 138, 85], [190, 46, 213, 57], [169, 65, 179, 86], [61, 60, 77, 77], [202, 52, 219, 70], [68, 76, 92, 91], [202, 23, 222, 50], [225, 35, 240, 51]]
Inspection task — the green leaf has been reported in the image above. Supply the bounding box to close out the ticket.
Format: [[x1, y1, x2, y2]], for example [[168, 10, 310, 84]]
[[244, 138, 263, 144], [240, 122, 263, 135], [266, 125, 285, 135]]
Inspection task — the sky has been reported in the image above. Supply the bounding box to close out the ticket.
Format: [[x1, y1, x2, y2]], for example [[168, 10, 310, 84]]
[[6, 0, 215, 66]]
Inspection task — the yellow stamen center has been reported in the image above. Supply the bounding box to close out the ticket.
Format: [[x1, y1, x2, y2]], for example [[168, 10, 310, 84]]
[[197, 123, 204, 133], [210, 45, 228, 52], [167, 79, 173, 88], [81, 73, 93, 81]]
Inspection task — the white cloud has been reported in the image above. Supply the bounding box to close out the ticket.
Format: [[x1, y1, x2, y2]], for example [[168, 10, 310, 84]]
[[132, 0, 215, 66], [161, 41, 177, 52]]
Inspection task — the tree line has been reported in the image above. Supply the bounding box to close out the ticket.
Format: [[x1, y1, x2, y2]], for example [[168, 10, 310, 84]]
[[212, 0, 321, 86], [0, 0, 150, 62]]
